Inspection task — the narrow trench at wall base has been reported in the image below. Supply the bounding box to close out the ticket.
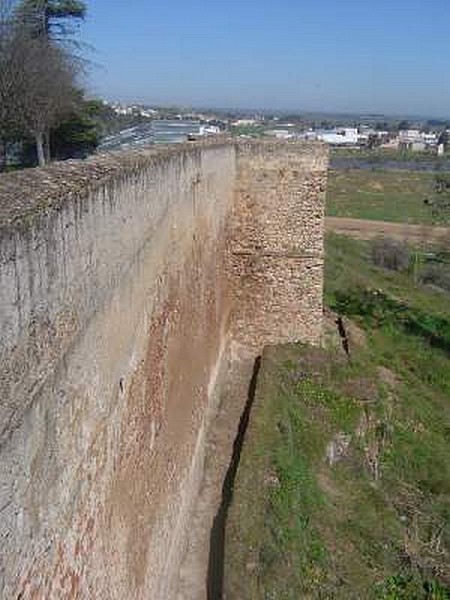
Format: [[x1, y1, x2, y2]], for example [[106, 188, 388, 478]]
[[175, 349, 261, 600], [206, 356, 261, 600]]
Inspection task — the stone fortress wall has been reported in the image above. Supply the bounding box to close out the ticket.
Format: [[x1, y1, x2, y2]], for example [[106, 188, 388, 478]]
[[0, 139, 328, 599]]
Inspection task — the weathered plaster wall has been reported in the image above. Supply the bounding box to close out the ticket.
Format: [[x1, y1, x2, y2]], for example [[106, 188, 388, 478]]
[[0, 140, 328, 599]]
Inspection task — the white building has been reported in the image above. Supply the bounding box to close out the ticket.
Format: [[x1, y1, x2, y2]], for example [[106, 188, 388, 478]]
[[398, 130, 422, 144], [233, 119, 258, 126], [399, 130, 438, 150], [265, 129, 294, 140], [318, 128, 358, 146], [421, 132, 438, 145], [199, 125, 221, 136]]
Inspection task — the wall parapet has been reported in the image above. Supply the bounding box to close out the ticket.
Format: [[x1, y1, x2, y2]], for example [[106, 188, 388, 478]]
[[0, 139, 328, 599], [0, 138, 233, 235]]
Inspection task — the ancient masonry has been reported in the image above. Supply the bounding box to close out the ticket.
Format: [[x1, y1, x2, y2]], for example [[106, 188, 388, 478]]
[[0, 139, 328, 599]]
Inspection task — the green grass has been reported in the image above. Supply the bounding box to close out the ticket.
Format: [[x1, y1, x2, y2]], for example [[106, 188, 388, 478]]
[[331, 147, 449, 164], [230, 124, 268, 137], [225, 234, 450, 599], [326, 169, 441, 224]]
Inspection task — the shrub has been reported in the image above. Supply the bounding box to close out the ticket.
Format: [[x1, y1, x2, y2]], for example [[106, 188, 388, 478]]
[[419, 263, 450, 292], [370, 237, 411, 271]]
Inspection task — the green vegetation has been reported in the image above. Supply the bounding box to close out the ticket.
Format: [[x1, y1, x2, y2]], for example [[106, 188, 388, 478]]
[[0, 1, 142, 167], [331, 148, 448, 163], [328, 148, 450, 225], [0, 0, 89, 167], [85, 101, 154, 138], [326, 169, 448, 224], [230, 124, 267, 138], [225, 234, 450, 599]]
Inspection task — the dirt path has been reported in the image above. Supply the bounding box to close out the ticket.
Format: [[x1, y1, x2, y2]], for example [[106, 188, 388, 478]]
[[175, 343, 258, 600], [326, 216, 450, 245]]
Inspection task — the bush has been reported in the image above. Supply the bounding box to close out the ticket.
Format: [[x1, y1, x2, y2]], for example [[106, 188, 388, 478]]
[[376, 574, 450, 599], [370, 237, 411, 271], [331, 287, 450, 354], [419, 263, 450, 292]]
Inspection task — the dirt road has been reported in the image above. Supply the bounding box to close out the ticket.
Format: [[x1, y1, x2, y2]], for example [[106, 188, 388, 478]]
[[326, 216, 450, 246]]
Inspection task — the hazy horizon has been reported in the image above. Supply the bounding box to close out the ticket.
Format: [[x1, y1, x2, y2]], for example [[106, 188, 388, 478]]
[[96, 98, 450, 122], [84, 0, 450, 119]]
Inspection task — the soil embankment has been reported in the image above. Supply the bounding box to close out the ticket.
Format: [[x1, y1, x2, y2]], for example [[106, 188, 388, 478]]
[[222, 234, 450, 599]]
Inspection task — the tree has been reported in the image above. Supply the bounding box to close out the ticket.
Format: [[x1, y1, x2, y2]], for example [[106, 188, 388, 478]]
[[0, 0, 87, 167], [0, 11, 79, 165], [14, 0, 87, 162], [15, 37, 78, 165], [0, 1, 31, 166], [0, 2, 14, 156], [367, 134, 380, 150], [438, 130, 448, 151], [15, 0, 86, 39], [51, 98, 101, 159], [0, 0, 92, 168], [375, 121, 389, 132], [398, 120, 411, 131], [423, 175, 450, 225]]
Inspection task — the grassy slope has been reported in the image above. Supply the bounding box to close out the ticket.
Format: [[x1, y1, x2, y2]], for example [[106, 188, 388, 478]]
[[225, 234, 450, 599], [326, 169, 439, 225]]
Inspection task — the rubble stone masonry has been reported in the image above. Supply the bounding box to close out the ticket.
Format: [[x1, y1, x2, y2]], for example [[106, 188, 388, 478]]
[[0, 139, 328, 599], [231, 142, 327, 346]]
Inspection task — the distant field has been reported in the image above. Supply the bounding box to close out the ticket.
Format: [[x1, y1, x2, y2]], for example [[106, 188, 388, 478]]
[[326, 168, 441, 225], [331, 147, 449, 164]]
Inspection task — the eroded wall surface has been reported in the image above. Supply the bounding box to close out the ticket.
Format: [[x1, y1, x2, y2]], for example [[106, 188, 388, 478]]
[[0, 140, 327, 599], [231, 142, 328, 347]]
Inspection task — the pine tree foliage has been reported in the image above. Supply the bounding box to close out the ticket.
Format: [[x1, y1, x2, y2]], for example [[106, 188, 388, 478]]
[[15, 0, 86, 38]]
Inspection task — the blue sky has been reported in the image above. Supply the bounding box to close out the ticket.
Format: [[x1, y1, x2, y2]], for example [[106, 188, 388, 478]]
[[83, 0, 450, 117]]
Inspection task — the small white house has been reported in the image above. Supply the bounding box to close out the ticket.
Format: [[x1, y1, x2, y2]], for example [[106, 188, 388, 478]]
[[318, 128, 358, 146]]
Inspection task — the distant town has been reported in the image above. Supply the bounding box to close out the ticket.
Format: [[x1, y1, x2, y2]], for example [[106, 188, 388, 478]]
[[103, 100, 450, 154]]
